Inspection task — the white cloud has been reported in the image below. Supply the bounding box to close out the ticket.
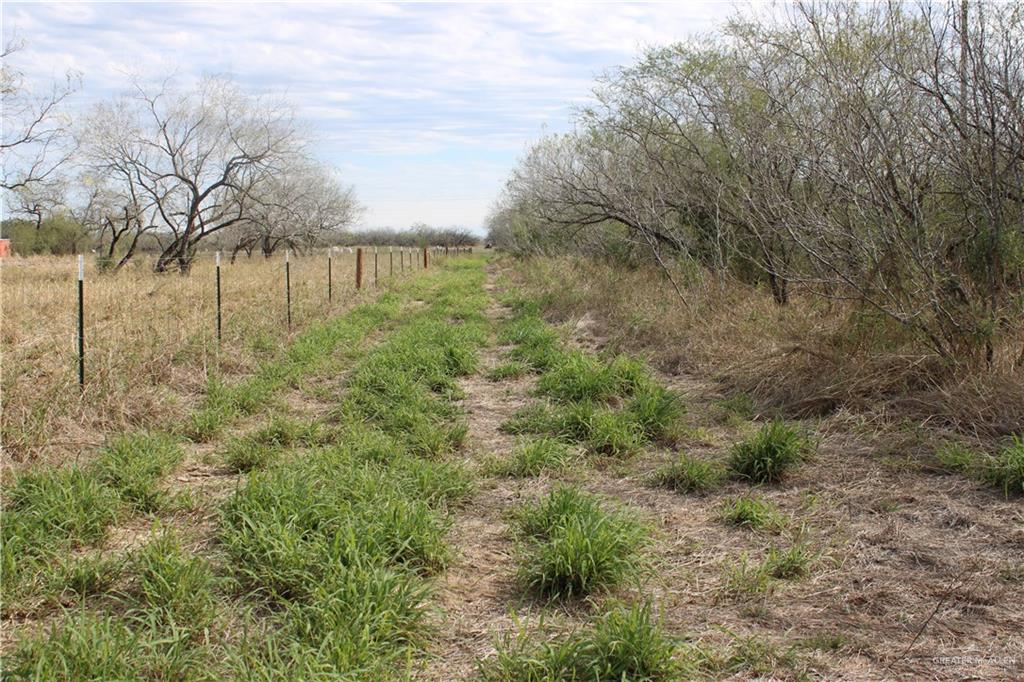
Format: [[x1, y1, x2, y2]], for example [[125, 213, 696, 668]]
[[2, 1, 732, 229]]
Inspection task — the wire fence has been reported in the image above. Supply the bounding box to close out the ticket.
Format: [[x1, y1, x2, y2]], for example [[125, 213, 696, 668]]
[[0, 245, 473, 458]]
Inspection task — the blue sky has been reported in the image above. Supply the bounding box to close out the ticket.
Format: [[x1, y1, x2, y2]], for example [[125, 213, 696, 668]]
[[3, 1, 731, 232]]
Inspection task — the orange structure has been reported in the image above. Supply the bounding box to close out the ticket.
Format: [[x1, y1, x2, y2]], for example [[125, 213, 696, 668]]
[[0, 239, 11, 258]]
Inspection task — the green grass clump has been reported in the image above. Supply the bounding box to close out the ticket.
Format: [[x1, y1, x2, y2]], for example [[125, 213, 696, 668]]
[[128, 530, 217, 628], [936, 442, 976, 472], [94, 432, 184, 512], [728, 420, 810, 483], [222, 438, 279, 473], [722, 554, 775, 597], [764, 543, 816, 579], [537, 352, 652, 404], [487, 361, 528, 381], [479, 602, 683, 681], [49, 554, 122, 600], [720, 544, 816, 598], [981, 437, 1024, 496], [537, 351, 622, 403], [491, 438, 577, 477], [500, 316, 564, 371], [337, 312, 484, 458], [719, 496, 786, 532], [652, 453, 725, 493], [2, 467, 121, 604], [5, 613, 196, 681], [1, 433, 183, 605], [250, 416, 325, 447], [514, 486, 649, 599], [585, 408, 645, 457], [937, 436, 1024, 496], [625, 382, 682, 442]]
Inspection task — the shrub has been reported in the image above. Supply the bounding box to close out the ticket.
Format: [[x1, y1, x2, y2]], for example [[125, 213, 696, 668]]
[[728, 420, 810, 483]]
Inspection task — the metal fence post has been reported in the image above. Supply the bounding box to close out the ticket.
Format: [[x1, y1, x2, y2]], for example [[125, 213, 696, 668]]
[[215, 251, 222, 343], [328, 247, 333, 303], [77, 254, 85, 390], [285, 249, 292, 329]]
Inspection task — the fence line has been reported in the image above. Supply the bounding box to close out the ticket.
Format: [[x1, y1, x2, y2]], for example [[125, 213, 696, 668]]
[[62, 245, 475, 388]]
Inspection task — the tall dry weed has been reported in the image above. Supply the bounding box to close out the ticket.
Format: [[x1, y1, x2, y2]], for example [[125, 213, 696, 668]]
[[1, 250, 395, 464], [510, 257, 1024, 439]]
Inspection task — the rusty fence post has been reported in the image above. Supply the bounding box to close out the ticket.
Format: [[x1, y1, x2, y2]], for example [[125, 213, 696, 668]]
[[356, 247, 364, 289]]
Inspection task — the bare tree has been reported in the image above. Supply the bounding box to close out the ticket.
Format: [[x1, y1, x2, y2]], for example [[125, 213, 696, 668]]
[[79, 76, 303, 273], [228, 161, 362, 260], [1, 40, 78, 221]]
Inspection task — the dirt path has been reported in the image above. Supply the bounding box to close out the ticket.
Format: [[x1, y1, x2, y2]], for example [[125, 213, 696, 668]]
[[417, 266, 548, 679]]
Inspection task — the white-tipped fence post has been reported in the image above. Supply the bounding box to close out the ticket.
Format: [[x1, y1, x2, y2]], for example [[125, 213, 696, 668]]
[[285, 249, 292, 329], [77, 254, 85, 389], [215, 251, 222, 344]]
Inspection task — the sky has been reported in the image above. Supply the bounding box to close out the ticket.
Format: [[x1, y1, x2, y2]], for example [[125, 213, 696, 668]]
[[2, 1, 732, 232]]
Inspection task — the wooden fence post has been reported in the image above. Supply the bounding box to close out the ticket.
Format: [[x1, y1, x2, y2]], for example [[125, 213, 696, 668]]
[[356, 247, 364, 289]]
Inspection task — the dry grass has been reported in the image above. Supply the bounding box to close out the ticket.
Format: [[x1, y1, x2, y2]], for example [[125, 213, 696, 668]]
[[1, 249, 417, 465], [509, 257, 1024, 441]]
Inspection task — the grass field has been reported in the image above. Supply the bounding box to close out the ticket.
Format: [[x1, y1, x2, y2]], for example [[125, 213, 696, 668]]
[[1, 254, 1021, 680], [1, 248, 425, 464]]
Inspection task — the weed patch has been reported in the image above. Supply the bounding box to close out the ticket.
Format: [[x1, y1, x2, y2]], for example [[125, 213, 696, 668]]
[[490, 438, 577, 477], [479, 602, 683, 681], [719, 496, 786, 532], [514, 486, 649, 599], [729, 420, 811, 484], [652, 453, 725, 493]]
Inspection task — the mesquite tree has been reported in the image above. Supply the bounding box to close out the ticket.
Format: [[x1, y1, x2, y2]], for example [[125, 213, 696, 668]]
[[80, 76, 303, 273], [227, 161, 362, 259], [490, 0, 1024, 363]]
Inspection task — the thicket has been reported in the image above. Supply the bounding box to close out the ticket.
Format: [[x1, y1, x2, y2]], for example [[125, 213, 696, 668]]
[[488, 1, 1024, 369]]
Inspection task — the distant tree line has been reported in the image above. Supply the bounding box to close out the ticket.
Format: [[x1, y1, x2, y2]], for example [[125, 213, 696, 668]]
[[336, 223, 477, 248], [488, 0, 1024, 365]]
